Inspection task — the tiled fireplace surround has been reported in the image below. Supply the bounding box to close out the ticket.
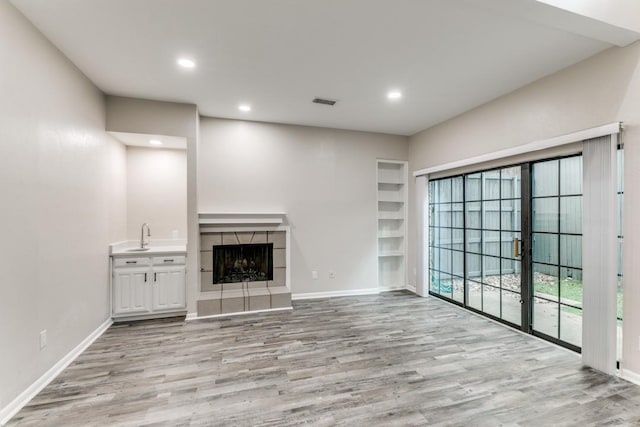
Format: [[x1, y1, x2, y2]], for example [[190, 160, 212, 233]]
[[197, 229, 292, 317]]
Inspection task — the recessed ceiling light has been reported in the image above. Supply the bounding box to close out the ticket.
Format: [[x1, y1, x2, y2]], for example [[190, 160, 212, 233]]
[[238, 105, 251, 112], [387, 91, 403, 100], [149, 139, 163, 146], [177, 58, 196, 69]]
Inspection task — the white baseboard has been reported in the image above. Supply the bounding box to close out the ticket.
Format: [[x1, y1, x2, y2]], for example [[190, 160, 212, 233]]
[[292, 288, 380, 300], [621, 368, 640, 386], [0, 318, 112, 426], [185, 312, 198, 321], [378, 286, 408, 293], [187, 306, 293, 321], [405, 284, 416, 293]]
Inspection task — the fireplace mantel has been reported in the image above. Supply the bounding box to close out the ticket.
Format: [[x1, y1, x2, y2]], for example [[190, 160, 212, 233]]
[[198, 212, 287, 226], [197, 213, 291, 318]]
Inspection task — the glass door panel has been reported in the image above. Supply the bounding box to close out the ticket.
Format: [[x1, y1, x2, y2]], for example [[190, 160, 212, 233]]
[[428, 176, 464, 303], [531, 156, 583, 350], [464, 166, 522, 325]]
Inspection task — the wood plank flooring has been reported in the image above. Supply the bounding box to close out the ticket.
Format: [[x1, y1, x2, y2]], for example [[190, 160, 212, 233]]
[[9, 291, 640, 426]]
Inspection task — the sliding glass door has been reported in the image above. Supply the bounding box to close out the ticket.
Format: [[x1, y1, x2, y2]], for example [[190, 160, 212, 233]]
[[427, 156, 583, 349], [464, 167, 522, 326]]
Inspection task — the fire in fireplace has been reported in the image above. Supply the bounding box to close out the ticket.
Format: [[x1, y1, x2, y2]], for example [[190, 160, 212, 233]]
[[212, 243, 273, 283]]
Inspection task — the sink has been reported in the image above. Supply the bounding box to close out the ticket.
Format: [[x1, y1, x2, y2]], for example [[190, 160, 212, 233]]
[[126, 248, 150, 252]]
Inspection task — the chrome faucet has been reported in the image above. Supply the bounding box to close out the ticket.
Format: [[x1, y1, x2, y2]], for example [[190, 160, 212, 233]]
[[140, 223, 151, 248]]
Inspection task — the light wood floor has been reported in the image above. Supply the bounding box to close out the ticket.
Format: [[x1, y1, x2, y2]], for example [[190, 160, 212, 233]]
[[9, 291, 640, 426]]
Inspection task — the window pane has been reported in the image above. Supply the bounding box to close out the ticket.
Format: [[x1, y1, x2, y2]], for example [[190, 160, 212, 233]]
[[482, 256, 500, 285], [483, 201, 500, 230], [439, 273, 453, 299], [437, 203, 451, 227], [466, 229, 481, 254], [452, 228, 464, 251], [439, 248, 452, 273], [483, 172, 500, 199], [466, 253, 482, 281], [560, 306, 582, 347], [560, 267, 582, 308], [483, 230, 500, 257], [501, 231, 521, 260], [430, 270, 439, 293], [534, 297, 559, 338], [452, 250, 464, 277], [502, 259, 521, 293], [501, 199, 521, 231], [618, 193, 623, 237], [560, 235, 582, 268], [533, 198, 558, 232], [438, 179, 451, 203], [533, 233, 558, 265], [533, 160, 559, 197], [534, 263, 559, 302], [466, 174, 481, 201], [483, 284, 500, 317], [466, 202, 481, 229], [452, 203, 464, 228], [502, 289, 521, 326], [501, 166, 521, 199], [439, 227, 451, 248], [452, 177, 463, 202], [452, 276, 464, 303], [560, 196, 582, 234], [467, 280, 482, 310], [560, 156, 582, 195]]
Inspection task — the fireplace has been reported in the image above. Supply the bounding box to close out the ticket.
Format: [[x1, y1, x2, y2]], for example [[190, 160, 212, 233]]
[[212, 243, 273, 284]]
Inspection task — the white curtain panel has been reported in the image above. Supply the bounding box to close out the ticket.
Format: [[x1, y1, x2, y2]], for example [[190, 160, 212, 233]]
[[415, 175, 428, 296], [582, 134, 618, 375]]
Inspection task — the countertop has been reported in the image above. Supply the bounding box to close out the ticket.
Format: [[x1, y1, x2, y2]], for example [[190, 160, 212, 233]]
[[110, 239, 187, 256]]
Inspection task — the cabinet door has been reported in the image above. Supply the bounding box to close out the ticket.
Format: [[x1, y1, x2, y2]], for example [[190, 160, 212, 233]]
[[113, 267, 151, 314], [152, 266, 186, 311]]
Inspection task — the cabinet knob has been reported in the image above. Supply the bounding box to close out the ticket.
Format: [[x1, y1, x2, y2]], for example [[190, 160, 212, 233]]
[[163, 259, 174, 263], [126, 261, 137, 264]]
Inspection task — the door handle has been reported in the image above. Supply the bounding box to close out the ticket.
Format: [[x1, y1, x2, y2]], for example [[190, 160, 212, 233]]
[[144, 273, 147, 282], [154, 272, 157, 282], [514, 237, 520, 258]]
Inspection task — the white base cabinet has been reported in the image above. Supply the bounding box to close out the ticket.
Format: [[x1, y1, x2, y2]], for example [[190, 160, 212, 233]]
[[112, 254, 186, 320]]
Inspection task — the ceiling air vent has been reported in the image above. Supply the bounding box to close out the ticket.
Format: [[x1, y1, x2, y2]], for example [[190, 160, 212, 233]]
[[312, 97, 337, 106]]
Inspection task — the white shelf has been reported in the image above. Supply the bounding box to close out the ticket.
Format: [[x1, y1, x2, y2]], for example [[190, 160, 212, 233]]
[[198, 212, 286, 225], [378, 251, 404, 257], [378, 212, 404, 220], [378, 194, 404, 203], [378, 232, 404, 238], [377, 159, 408, 291]]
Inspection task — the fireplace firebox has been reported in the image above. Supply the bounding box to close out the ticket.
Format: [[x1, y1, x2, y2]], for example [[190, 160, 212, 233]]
[[212, 243, 273, 284]]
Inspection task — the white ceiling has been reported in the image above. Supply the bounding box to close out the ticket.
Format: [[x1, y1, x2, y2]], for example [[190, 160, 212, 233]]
[[10, 0, 640, 136], [108, 132, 187, 150]]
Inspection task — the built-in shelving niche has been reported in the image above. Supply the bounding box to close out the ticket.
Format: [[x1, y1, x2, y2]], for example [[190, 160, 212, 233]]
[[377, 159, 408, 290]]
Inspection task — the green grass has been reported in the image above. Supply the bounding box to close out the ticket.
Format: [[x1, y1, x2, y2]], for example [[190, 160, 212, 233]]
[[534, 278, 623, 319]]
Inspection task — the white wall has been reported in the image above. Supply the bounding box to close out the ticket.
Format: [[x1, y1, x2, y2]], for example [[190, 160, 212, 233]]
[[198, 118, 408, 295], [126, 147, 187, 240], [104, 96, 200, 314], [0, 1, 126, 413], [407, 41, 640, 376]]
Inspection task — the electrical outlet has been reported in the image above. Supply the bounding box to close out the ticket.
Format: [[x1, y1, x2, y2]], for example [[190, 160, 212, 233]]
[[40, 330, 47, 350], [329, 271, 336, 279], [311, 270, 318, 280]]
